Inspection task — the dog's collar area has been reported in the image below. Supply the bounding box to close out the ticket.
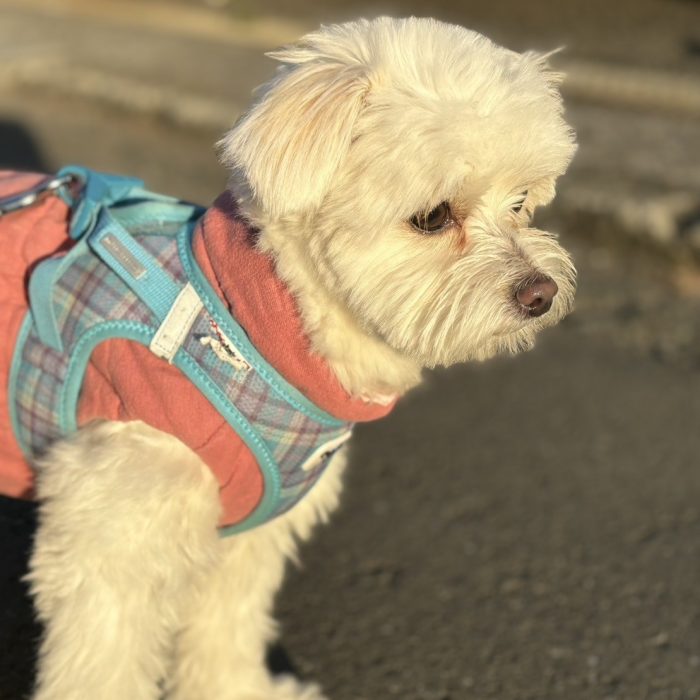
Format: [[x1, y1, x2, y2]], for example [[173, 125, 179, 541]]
[[191, 192, 399, 424]]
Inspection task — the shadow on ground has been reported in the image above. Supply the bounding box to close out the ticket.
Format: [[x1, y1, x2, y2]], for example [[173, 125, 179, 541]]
[[0, 121, 49, 172], [0, 498, 38, 700]]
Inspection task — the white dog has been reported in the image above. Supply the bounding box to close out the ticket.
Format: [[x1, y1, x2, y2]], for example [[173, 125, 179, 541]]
[[3, 16, 576, 700]]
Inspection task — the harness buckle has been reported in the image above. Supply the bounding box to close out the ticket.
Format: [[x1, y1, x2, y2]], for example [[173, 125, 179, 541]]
[[0, 173, 79, 217]]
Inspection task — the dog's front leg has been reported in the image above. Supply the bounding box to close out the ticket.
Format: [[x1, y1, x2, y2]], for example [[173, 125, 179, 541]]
[[166, 451, 348, 700], [27, 420, 222, 700]]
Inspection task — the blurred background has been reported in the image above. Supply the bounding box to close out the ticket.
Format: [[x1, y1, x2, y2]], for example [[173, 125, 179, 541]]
[[1, 1, 700, 698]]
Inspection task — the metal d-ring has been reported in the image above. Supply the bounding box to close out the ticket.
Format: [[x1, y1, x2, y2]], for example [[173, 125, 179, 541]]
[[0, 173, 78, 217]]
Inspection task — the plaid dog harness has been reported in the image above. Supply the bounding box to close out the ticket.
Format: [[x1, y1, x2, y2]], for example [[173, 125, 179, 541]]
[[2, 167, 357, 535]]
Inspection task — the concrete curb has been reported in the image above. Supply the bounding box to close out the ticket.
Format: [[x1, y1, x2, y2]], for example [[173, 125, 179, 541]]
[[560, 59, 700, 119], [4, 0, 700, 118], [1, 0, 309, 50], [4, 56, 700, 134], [0, 59, 241, 132]]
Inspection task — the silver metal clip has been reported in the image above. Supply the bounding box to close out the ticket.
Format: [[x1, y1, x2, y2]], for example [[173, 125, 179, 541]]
[[0, 174, 77, 217]]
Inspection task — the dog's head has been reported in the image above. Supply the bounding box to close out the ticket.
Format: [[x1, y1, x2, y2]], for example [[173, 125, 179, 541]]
[[220, 17, 577, 370]]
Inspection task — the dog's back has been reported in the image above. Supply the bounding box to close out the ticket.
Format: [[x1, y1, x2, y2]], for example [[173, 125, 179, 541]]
[[0, 172, 72, 498]]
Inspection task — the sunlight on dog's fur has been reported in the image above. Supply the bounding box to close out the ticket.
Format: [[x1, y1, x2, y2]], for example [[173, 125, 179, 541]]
[[28, 17, 576, 700], [221, 18, 576, 398]]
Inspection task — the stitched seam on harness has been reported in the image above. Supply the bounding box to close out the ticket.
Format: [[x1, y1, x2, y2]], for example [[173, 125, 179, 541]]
[[60, 321, 154, 434], [177, 226, 344, 427]]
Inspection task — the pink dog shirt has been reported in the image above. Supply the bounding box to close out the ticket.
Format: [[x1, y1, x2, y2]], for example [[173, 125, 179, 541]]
[[0, 173, 393, 528]]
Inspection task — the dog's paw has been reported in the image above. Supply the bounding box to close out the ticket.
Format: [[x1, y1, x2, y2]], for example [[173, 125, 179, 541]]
[[269, 675, 327, 700]]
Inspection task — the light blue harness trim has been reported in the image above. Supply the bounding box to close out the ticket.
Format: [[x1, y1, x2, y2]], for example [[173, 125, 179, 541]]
[[89, 210, 183, 321], [176, 224, 344, 424], [28, 257, 66, 352], [9, 167, 350, 535], [8, 314, 33, 456]]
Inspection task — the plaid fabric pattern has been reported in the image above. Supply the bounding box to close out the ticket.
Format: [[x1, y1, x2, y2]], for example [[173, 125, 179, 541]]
[[182, 312, 348, 516], [14, 238, 168, 455], [13, 211, 352, 527]]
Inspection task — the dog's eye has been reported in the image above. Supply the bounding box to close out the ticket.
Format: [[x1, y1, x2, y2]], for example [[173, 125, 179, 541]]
[[410, 202, 453, 233], [511, 191, 529, 214]]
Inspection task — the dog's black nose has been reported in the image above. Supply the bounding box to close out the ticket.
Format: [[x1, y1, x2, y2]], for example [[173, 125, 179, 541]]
[[515, 276, 558, 317]]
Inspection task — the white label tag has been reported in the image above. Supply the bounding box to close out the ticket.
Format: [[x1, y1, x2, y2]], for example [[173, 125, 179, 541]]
[[301, 431, 353, 472], [199, 319, 252, 372], [149, 283, 204, 363]]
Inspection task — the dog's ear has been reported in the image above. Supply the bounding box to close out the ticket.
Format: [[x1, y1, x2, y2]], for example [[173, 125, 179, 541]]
[[219, 29, 370, 218], [521, 49, 566, 99]]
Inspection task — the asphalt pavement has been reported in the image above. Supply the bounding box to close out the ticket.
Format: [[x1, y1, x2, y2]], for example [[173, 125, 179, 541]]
[[1, 1, 700, 699]]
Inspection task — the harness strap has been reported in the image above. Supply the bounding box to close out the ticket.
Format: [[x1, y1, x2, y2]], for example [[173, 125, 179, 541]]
[[27, 167, 192, 351], [28, 257, 71, 352], [88, 210, 183, 321], [64, 167, 145, 240], [56, 165, 186, 241]]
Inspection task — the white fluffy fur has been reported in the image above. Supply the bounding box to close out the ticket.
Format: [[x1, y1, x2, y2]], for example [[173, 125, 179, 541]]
[[29, 421, 345, 700], [27, 17, 576, 699], [221, 17, 576, 398]]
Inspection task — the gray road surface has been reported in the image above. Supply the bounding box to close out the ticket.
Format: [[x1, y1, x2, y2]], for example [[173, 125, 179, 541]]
[[1, 1, 700, 699]]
